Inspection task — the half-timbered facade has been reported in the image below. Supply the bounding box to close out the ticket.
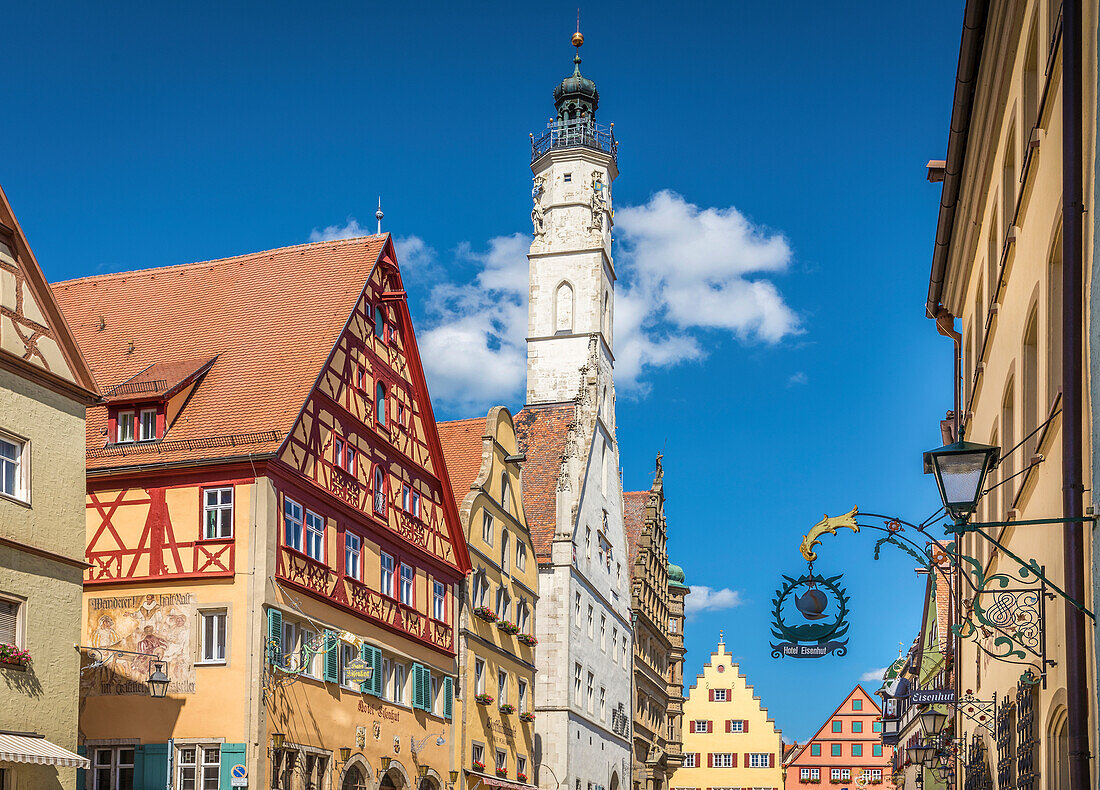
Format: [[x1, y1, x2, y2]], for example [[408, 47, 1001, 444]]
[[52, 235, 470, 790]]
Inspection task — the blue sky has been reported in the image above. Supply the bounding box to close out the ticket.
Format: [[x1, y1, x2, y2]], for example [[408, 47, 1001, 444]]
[[2, 0, 964, 740]]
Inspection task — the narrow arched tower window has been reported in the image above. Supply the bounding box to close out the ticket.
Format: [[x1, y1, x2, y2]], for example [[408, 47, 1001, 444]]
[[376, 381, 387, 426], [555, 282, 574, 334]]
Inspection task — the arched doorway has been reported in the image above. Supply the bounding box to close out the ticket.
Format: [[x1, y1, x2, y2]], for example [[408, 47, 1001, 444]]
[[609, 772, 619, 790], [342, 766, 367, 790]]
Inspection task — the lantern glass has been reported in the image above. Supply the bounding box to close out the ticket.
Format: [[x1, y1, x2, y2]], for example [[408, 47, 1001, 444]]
[[924, 438, 999, 520], [147, 661, 170, 698], [918, 708, 948, 736], [908, 743, 937, 766], [339, 748, 352, 763], [271, 733, 285, 750]]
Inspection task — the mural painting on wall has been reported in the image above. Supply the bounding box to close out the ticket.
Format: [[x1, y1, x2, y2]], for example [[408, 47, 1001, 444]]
[[82, 592, 197, 695]]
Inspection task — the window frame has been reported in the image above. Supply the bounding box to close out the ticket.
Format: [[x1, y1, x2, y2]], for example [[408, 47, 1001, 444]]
[[399, 563, 415, 606], [116, 410, 136, 444], [138, 407, 158, 442], [712, 753, 734, 768], [0, 430, 29, 503], [372, 465, 387, 515], [198, 609, 227, 665], [304, 509, 325, 562], [284, 498, 304, 552], [380, 552, 395, 598], [202, 486, 234, 540], [432, 580, 446, 622], [176, 745, 221, 790], [344, 532, 362, 581], [0, 594, 25, 648], [92, 746, 136, 790], [748, 753, 770, 768]]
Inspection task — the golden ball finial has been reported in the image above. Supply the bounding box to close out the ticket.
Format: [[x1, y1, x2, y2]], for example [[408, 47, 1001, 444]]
[[572, 31, 584, 48]]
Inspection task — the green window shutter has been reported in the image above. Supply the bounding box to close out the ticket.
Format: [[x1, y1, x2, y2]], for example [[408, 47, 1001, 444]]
[[443, 677, 453, 719], [411, 663, 424, 710], [219, 744, 247, 790], [267, 609, 282, 664], [423, 666, 432, 712], [359, 644, 371, 694], [323, 630, 339, 683], [140, 744, 168, 790], [364, 644, 382, 697]]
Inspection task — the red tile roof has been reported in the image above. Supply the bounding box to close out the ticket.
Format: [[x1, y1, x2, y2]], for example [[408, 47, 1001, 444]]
[[102, 357, 215, 402], [51, 236, 387, 471], [435, 416, 489, 510], [623, 490, 649, 566], [514, 403, 575, 560]]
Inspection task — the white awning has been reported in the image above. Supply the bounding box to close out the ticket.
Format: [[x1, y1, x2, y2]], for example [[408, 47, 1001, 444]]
[[0, 732, 90, 769]]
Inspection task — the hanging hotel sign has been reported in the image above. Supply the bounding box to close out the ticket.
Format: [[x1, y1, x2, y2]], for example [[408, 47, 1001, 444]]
[[911, 689, 956, 705], [771, 509, 858, 660], [343, 658, 373, 684]]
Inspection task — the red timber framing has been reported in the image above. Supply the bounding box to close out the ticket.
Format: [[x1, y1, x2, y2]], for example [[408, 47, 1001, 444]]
[[84, 464, 258, 585], [275, 237, 469, 656]]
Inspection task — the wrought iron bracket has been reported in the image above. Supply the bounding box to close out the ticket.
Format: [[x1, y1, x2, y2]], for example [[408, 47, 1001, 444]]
[[75, 644, 161, 674], [957, 689, 997, 735]]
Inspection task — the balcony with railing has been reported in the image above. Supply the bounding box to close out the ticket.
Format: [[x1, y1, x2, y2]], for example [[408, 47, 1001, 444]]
[[531, 118, 617, 163]]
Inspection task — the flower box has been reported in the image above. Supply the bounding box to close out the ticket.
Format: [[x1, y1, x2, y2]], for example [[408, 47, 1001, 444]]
[[473, 607, 498, 623], [497, 621, 519, 635], [517, 774, 528, 783], [496, 770, 508, 778], [475, 693, 495, 705], [499, 704, 515, 714], [0, 644, 30, 669], [519, 712, 536, 722], [516, 633, 538, 646], [472, 761, 485, 772]]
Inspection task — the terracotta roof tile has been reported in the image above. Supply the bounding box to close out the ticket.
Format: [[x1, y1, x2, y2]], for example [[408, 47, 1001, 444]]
[[623, 490, 649, 567], [514, 403, 575, 560], [435, 416, 489, 510], [51, 236, 387, 470]]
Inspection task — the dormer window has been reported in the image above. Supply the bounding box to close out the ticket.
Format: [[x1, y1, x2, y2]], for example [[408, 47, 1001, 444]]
[[117, 411, 136, 443], [139, 408, 157, 442]]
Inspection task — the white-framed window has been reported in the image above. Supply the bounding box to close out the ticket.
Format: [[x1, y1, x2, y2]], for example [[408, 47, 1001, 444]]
[[177, 746, 220, 790], [203, 488, 233, 539], [600, 615, 606, 650], [517, 756, 527, 780], [586, 671, 594, 712], [92, 747, 135, 790], [517, 542, 527, 572], [380, 553, 394, 597], [517, 601, 530, 633], [380, 657, 391, 699], [399, 564, 414, 605], [728, 719, 744, 732], [831, 769, 850, 782], [199, 610, 226, 663], [373, 466, 386, 514], [472, 744, 484, 766], [585, 526, 592, 558], [501, 474, 512, 515], [801, 769, 811, 781], [139, 408, 157, 442], [498, 669, 508, 704], [402, 484, 411, 512], [344, 532, 361, 580], [482, 512, 494, 545], [599, 686, 606, 720], [281, 621, 299, 670], [748, 753, 770, 768], [501, 530, 510, 573], [393, 662, 406, 704], [116, 411, 135, 444], [0, 596, 23, 646], [0, 433, 25, 501], [712, 754, 734, 768], [611, 627, 618, 664], [622, 635, 628, 665], [412, 490, 421, 518], [574, 592, 581, 620], [299, 628, 319, 677], [340, 643, 358, 688], [714, 688, 728, 702], [430, 675, 439, 715], [495, 749, 507, 774], [474, 658, 485, 694], [518, 678, 528, 713], [495, 587, 510, 621], [573, 663, 582, 700], [587, 605, 593, 637], [284, 498, 303, 552], [691, 720, 708, 733], [871, 770, 882, 782], [305, 510, 324, 561], [433, 581, 446, 621], [682, 755, 697, 768]]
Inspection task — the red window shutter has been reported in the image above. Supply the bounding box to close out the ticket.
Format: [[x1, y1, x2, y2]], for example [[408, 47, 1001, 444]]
[[731, 753, 738, 768], [696, 754, 701, 768], [744, 753, 750, 767], [707, 720, 713, 733], [725, 720, 731, 733], [743, 719, 749, 733], [707, 753, 713, 768], [727, 688, 733, 699], [709, 689, 715, 701], [769, 753, 775, 768]]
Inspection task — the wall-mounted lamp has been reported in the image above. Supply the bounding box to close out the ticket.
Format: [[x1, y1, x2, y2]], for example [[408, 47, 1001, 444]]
[[271, 733, 286, 751], [339, 747, 352, 763], [379, 757, 392, 771], [418, 766, 430, 778], [449, 771, 460, 784]]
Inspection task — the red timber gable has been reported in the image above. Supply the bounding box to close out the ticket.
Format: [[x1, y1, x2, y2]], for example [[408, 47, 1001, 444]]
[[784, 685, 892, 779], [274, 236, 471, 655]]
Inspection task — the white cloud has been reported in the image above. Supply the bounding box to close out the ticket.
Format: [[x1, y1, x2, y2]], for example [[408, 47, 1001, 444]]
[[415, 234, 530, 412], [860, 667, 888, 683], [788, 371, 808, 386], [309, 217, 372, 242], [685, 586, 744, 618], [316, 190, 800, 411]]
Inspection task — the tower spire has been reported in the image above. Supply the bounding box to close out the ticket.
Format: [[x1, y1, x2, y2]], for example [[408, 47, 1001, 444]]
[[375, 197, 384, 234]]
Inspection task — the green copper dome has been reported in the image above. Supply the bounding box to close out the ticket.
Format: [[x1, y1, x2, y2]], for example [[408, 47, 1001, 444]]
[[668, 563, 688, 590], [554, 54, 599, 115]]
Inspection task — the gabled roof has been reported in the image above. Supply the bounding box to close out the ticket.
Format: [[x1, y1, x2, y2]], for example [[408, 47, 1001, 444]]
[[436, 416, 489, 509], [514, 402, 576, 560], [103, 357, 216, 403], [623, 490, 649, 566], [0, 183, 98, 400], [785, 685, 884, 765], [52, 235, 388, 471]]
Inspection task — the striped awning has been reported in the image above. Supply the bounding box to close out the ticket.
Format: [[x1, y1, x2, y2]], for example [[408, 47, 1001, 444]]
[[0, 732, 90, 768]]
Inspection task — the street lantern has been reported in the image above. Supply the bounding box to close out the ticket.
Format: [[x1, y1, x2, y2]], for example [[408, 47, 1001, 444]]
[[418, 766, 430, 778], [918, 707, 948, 736], [339, 748, 352, 763], [908, 743, 938, 766], [271, 733, 285, 751], [923, 435, 999, 521], [147, 661, 171, 698]]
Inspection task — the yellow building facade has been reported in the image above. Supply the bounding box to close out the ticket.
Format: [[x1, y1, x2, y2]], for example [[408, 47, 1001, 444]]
[[672, 638, 782, 790], [0, 184, 99, 790], [437, 409, 538, 790], [53, 236, 471, 790], [925, 0, 1097, 786]]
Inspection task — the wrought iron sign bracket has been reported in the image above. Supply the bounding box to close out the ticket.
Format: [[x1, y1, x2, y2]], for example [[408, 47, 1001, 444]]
[[956, 689, 997, 735]]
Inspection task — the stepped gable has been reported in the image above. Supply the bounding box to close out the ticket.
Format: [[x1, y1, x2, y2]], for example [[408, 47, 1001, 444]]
[[436, 416, 490, 508], [513, 402, 575, 560], [689, 653, 782, 732], [52, 235, 387, 470]]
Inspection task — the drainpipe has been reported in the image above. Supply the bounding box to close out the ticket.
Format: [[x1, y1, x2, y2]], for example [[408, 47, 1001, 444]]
[[934, 308, 962, 439], [1062, 0, 1092, 787]]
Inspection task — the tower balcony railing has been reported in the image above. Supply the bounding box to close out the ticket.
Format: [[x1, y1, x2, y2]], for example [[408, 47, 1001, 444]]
[[531, 118, 617, 163]]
